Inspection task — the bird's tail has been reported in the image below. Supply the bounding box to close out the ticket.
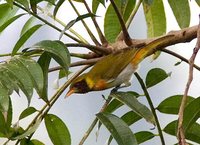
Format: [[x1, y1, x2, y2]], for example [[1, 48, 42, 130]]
[[131, 35, 174, 66]]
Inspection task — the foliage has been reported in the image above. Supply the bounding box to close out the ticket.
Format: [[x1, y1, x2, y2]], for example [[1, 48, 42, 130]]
[[0, 0, 199, 145]]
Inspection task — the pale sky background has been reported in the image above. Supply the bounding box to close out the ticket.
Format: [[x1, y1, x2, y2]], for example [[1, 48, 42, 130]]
[[0, 0, 200, 145]]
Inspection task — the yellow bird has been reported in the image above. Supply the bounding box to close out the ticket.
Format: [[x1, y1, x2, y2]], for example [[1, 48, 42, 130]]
[[67, 36, 172, 96]]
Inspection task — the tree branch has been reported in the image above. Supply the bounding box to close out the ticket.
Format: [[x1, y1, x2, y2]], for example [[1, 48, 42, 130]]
[[130, 25, 198, 50], [49, 25, 198, 73], [161, 49, 200, 71], [177, 16, 200, 145]]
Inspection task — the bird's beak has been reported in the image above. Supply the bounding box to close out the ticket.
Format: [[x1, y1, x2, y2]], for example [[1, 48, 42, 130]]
[[66, 88, 75, 97]]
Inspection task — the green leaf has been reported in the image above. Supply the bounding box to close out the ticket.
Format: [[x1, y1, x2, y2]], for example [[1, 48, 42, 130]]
[[19, 107, 37, 120], [30, 0, 37, 13], [12, 118, 42, 140], [53, 0, 65, 17], [168, 0, 190, 29], [164, 120, 200, 144], [37, 52, 51, 102], [157, 95, 194, 114], [12, 24, 43, 55], [6, 0, 14, 7], [17, 57, 44, 97], [121, 111, 142, 126], [0, 82, 10, 112], [6, 57, 34, 104], [30, 139, 45, 145], [98, 93, 140, 130], [0, 14, 25, 33], [59, 13, 95, 40], [104, 99, 123, 113], [0, 66, 19, 94], [174, 61, 182, 66], [20, 16, 37, 36], [59, 69, 71, 79], [15, 0, 30, 11], [135, 131, 155, 144], [143, 0, 153, 5], [145, 68, 168, 88], [196, 0, 200, 6], [143, 0, 166, 37], [45, 114, 71, 145], [0, 3, 19, 27], [182, 97, 200, 132], [6, 98, 13, 130], [20, 138, 45, 145], [0, 111, 7, 135], [104, 92, 139, 113], [29, 0, 56, 13], [97, 113, 138, 145], [111, 92, 155, 124], [66, 13, 95, 30], [31, 40, 70, 72], [106, 111, 142, 144], [104, 0, 136, 42], [92, 0, 105, 13]]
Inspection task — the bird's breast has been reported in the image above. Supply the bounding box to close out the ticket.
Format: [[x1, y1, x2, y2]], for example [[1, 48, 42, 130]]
[[108, 63, 138, 87]]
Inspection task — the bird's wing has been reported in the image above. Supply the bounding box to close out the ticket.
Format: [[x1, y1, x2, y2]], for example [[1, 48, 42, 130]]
[[88, 48, 137, 81], [88, 35, 174, 82]]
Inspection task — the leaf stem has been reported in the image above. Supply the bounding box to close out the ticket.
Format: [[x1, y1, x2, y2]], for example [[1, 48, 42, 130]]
[[134, 72, 165, 145], [0, 52, 22, 57]]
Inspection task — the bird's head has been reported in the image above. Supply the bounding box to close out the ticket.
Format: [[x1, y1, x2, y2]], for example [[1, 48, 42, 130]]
[[66, 74, 92, 96]]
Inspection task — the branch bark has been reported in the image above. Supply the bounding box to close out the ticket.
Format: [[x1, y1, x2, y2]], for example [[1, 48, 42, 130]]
[[48, 25, 198, 73], [177, 17, 200, 145]]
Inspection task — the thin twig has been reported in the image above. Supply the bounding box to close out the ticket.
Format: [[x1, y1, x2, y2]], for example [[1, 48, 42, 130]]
[[37, 6, 89, 44], [66, 43, 111, 54], [68, 0, 101, 46], [48, 57, 101, 72], [134, 72, 165, 145], [13, 2, 82, 43], [70, 52, 98, 59], [177, 15, 200, 145], [110, 0, 132, 46], [82, 0, 108, 45], [117, 0, 143, 39], [161, 48, 200, 71], [79, 96, 113, 145]]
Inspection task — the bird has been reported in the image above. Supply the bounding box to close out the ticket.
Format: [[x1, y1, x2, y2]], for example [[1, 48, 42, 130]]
[[66, 35, 172, 96]]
